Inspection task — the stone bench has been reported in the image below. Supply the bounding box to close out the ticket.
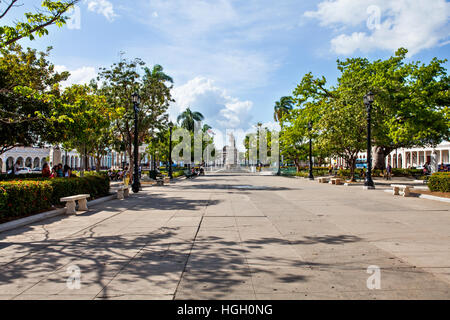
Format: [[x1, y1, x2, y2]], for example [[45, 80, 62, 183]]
[[391, 184, 413, 197], [114, 185, 131, 200], [329, 178, 343, 185], [60, 194, 90, 215], [318, 177, 330, 183]]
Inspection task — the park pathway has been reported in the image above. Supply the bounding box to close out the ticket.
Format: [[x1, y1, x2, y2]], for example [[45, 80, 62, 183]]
[[0, 173, 449, 299]]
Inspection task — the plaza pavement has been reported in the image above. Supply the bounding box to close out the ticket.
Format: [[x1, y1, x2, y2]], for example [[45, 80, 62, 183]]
[[0, 173, 449, 300]]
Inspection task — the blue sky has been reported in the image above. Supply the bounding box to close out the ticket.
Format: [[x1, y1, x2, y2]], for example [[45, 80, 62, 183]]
[[7, 0, 450, 140]]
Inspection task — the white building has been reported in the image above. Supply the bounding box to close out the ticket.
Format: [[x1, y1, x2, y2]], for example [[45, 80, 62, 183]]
[[386, 141, 450, 170], [0, 147, 50, 173], [0, 146, 133, 173], [331, 141, 450, 172]]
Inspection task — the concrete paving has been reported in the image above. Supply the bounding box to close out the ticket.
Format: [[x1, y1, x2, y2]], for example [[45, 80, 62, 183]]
[[0, 173, 449, 300]]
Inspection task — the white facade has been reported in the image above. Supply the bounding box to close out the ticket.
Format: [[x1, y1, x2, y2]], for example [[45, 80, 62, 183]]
[[387, 141, 450, 172], [0, 146, 131, 173], [0, 147, 50, 173]]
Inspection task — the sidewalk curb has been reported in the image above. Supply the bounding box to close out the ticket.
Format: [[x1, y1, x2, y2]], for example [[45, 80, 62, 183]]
[[382, 189, 450, 203], [0, 194, 118, 234], [417, 194, 450, 203], [0, 208, 66, 234]]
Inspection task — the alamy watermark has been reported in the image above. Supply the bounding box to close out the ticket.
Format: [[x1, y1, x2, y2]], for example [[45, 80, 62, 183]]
[[66, 5, 82, 30], [366, 265, 381, 290], [366, 5, 381, 30], [66, 265, 81, 290]]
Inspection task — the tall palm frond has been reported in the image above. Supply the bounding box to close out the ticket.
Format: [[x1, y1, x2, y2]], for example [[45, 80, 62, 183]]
[[274, 96, 294, 122]]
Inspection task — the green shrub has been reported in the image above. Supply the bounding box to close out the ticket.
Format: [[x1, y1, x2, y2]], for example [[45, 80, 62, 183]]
[[0, 175, 110, 222], [173, 170, 185, 178], [0, 180, 53, 221], [427, 173, 450, 192], [391, 168, 423, 177], [0, 173, 43, 181], [47, 175, 110, 204], [295, 172, 309, 178], [337, 168, 424, 178]]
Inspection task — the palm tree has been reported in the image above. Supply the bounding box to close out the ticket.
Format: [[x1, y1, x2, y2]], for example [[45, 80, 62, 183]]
[[202, 124, 212, 133], [274, 96, 294, 123], [177, 108, 204, 132], [274, 97, 293, 175], [143, 64, 173, 84]]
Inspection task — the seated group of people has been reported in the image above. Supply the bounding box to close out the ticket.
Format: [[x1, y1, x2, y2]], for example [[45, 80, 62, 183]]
[[42, 163, 75, 178], [107, 168, 128, 181], [190, 166, 205, 176]]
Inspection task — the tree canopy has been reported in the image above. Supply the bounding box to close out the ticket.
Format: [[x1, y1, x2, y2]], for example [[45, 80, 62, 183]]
[[282, 48, 449, 175], [0, 0, 78, 48]]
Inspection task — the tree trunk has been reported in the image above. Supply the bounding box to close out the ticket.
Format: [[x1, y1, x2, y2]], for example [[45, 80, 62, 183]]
[[294, 159, 301, 172], [96, 155, 101, 172], [349, 157, 357, 182], [373, 146, 392, 170]]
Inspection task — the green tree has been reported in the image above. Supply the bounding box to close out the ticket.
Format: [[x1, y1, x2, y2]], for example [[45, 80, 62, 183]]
[[274, 96, 293, 123], [177, 108, 204, 132], [336, 49, 449, 169], [58, 84, 112, 172], [97, 58, 173, 175], [0, 44, 69, 155], [0, 0, 78, 48]]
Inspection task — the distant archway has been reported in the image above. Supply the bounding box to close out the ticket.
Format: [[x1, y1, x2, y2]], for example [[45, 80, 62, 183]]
[[6, 157, 14, 171], [33, 157, 40, 168], [41, 158, 47, 167], [16, 157, 24, 167], [0, 158, 3, 173], [25, 157, 32, 168], [398, 154, 403, 169]]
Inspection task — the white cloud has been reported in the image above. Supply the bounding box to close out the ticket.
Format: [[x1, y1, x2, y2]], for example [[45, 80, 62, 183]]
[[84, 0, 117, 21], [128, 0, 295, 91], [170, 77, 254, 132], [54, 66, 97, 88], [305, 0, 450, 55]]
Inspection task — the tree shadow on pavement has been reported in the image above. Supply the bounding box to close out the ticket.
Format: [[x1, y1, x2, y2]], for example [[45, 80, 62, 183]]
[[0, 229, 350, 299]]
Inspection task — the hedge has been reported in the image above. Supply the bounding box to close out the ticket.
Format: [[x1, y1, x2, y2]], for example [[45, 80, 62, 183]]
[[0, 174, 110, 222], [173, 170, 185, 178], [0, 173, 43, 181], [0, 180, 53, 220], [337, 168, 423, 179], [427, 173, 450, 193]]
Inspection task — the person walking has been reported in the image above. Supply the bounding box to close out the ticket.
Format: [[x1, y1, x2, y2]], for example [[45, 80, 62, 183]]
[[386, 164, 392, 180]]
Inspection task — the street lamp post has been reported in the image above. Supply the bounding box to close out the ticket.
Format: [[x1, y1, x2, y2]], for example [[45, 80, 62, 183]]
[[168, 122, 174, 179], [277, 136, 281, 176], [364, 91, 375, 189], [308, 121, 314, 180], [132, 92, 141, 194]]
